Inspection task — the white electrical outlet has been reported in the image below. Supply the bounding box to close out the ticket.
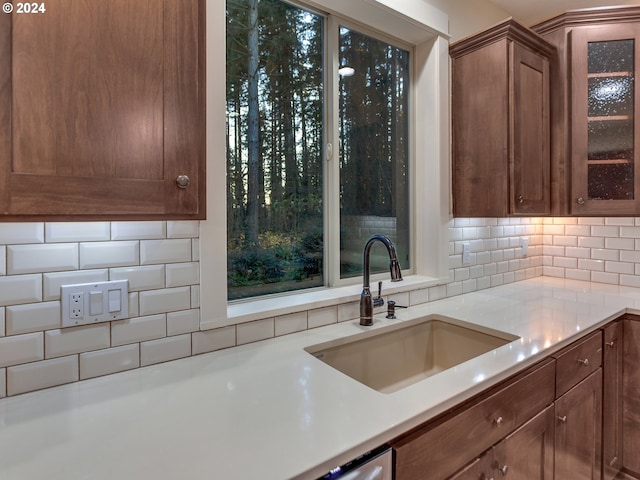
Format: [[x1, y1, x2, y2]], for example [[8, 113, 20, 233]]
[[520, 237, 529, 257], [462, 242, 471, 265], [70, 292, 84, 319], [61, 280, 129, 328]]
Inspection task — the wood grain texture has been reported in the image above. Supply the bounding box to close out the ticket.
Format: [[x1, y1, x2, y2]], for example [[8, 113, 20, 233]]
[[553, 330, 602, 398], [493, 404, 555, 480], [1, 0, 205, 219], [510, 42, 550, 215], [555, 370, 603, 480], [603, 321, 623, 480], [392, 360, 555, 480], [623, 318, 640, 477], [451, 19, 553, 217], [569, 23, 640, 216]]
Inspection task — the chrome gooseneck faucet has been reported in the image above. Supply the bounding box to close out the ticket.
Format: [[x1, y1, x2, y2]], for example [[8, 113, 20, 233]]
[[359, 235, 403, 326]]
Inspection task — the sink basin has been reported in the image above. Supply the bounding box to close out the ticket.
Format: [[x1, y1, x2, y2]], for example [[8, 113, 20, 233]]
[[305, 315, 519, 393]]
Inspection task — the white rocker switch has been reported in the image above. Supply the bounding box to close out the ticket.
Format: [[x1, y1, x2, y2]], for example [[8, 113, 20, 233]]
[[108, 289, 121, 313], [89, 291, 103, 316]]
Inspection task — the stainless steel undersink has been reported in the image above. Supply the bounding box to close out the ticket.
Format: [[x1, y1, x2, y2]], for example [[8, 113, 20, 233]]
[[305, 315, 519, 394]]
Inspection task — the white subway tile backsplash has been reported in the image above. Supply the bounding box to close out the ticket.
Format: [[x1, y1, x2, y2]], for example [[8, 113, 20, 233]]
[[192, 326, 236, 355], [605, 237, 634, 251], [8, 243, 78, 275], [605, 261, 634, 275], [110, 265, 165, 291], [167, 221, 199, 239], [592, 225, 619, 237], [7, 355, 78, 396], [579, 236, 605, 248], [111, 221, 166, 240], [308, 306, 338, 329], [0, 246, 5, 276], [578, 258, 605, 271], [112, 314, 166, 346], [237, 318, 274, 345], [45, 222, 110, 243], [620, 274, 640, 288], [0, 368, 5, 398], [166, 262, 199, 287], [80, 344, 139, 380], [0, 274, 42, 306], [592, 249, 619, 261], [591, 271, 619, 285], [140, 239, 191, 265], [566, 269, 590, 282], [606, 218, 635, 226], [338, 301, 359, 323], [0, 223, 44, 244], [43, 269, 109, 301], [139, 287, 191, 316], [141, 334, 191, 366], [192, 238, 200, 261], [6, 301, 60, 335], [191, 285, 200, 309], [0, 308, 4, 337], [167, 309, 200, 336], [79, 241, 139, 269], [578, 217, 605, 225], [44, 324, 110, 359], [275, 312, 307, 337], [0, 332, 44, 367], [620, 250, 640, 263], [620, 226, 640, 237]]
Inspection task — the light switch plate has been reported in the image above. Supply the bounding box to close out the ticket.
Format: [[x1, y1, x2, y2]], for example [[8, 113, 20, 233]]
[[61, 280, 129, 328]]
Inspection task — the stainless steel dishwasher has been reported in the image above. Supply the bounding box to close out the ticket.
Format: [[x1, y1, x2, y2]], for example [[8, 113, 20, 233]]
[[317, 445, 392, 480]]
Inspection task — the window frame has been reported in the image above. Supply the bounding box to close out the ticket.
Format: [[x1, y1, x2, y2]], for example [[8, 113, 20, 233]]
[[201, 0, 450, 329]]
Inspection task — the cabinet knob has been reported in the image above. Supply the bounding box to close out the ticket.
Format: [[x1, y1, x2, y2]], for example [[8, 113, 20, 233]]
[[517, 195, 524, 204], [557, 415, 567, 423], [606, 341, 615, 348], [497, 464, 508, 476], [577, 358, 589, 366], [176, 175, 191, 189], [493, 416, 504, 427], [577, 197, 585, 205]]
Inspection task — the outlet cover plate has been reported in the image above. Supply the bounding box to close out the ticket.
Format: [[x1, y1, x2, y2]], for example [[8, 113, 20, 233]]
[[61, 280, 129, 328]]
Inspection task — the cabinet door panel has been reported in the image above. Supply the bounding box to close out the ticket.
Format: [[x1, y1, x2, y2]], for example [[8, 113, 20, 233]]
[[603, 321, 623, 480], [623, 318, 640, 476], [555, 369, 602, 480], [510, 43, 550, 215], [570, 24, 640, 215], [493, 405, 555, 480], [0, 0, 204, 219]]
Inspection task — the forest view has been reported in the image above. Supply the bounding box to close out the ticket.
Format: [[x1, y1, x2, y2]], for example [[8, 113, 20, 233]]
[[226, 0, 410, 301]]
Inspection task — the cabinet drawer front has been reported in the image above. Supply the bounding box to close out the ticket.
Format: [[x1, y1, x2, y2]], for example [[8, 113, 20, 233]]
[[554, 331, 602, 397], [393, 360, 555, 480]]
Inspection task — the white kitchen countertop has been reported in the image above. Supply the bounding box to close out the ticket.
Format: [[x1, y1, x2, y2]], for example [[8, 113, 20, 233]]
[[1, 276, 640, 480]]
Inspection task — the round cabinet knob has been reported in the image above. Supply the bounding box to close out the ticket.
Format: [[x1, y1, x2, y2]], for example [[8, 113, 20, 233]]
[[493, 416, 504, 427], [497, 464, 508, 476], [577, 358, 589, 366], [176, 175, 191, 189], [577, 197, 585, 205], [517, 195, 524, 204]]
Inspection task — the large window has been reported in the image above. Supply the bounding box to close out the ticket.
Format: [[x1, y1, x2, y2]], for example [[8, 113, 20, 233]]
[[225, 0, 411, 301]]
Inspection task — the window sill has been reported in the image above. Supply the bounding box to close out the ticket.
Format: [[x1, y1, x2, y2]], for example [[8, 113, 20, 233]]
[[217, 275, 447, 327]]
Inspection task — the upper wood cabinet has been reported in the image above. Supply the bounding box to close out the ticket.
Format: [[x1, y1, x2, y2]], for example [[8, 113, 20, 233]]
[[0, 0, 205, 220], [450, 19, 554, 217], [532, 6, 640, 216]]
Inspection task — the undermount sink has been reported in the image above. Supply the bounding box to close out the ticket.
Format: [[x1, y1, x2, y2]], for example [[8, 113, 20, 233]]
[[305, 315, 519, 394]]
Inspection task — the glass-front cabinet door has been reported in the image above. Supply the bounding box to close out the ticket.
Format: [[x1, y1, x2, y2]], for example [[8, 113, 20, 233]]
[[571, 24, 640, 214]]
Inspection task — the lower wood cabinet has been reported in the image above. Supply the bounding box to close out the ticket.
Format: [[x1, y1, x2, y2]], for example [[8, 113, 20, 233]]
[[555, 370, 603, 480], [390, 320, 640, 480], [623, 316, 640, 478], [450, 405, 555, 480], [603, 321, 623, 480]]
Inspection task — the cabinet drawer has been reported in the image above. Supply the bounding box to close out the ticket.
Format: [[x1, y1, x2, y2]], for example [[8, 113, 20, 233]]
[[554, 331, 602, 398], [393, 359, 555, 480]]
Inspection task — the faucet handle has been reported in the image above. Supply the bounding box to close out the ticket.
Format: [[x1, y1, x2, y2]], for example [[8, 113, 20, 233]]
[[377, 281, 382, 298], [373, 281, 384, 308]]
